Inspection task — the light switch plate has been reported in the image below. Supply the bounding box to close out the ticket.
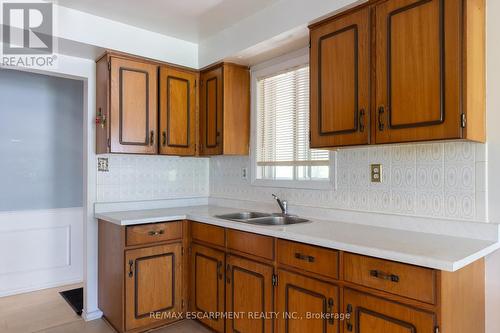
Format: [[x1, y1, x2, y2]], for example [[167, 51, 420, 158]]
[[370, 164, 382, 183], [98, 158, 109, 172]]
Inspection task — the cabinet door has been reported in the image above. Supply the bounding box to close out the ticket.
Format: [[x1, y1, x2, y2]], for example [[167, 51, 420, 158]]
[[226, 255, 274, 333], [159, 67, 196, 156], [125, 243, 182, 331], [343, 289, 436, 333], [110, 57, 158, 154], [190, 244, 225, 332], [199, 66, 223, 155], [276, 270, 338, 333], [375, 0, 461, 143], [310, 7, 370, 147]]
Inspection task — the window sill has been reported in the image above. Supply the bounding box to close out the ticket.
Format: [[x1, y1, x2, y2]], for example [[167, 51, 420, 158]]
[[251, 178, 334, 190]]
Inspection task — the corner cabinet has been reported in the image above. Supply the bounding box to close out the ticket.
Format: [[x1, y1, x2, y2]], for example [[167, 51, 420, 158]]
[[96, 55, 158, 154], [159, 67, 197, 156], [199, 63, 250, 156], [309, 0, 485, 147]]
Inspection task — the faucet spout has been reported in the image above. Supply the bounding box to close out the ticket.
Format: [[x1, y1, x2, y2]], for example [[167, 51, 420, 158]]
[[272, 194, 288, 215]]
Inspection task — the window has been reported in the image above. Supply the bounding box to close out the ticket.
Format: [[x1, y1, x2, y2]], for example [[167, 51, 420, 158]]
[[254, 62, 332, 188]]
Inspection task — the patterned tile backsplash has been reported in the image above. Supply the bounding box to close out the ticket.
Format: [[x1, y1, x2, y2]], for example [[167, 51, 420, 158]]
[[210, 142, 488, 221], [96, 155, 209, 202], [96, 142, 487, 221]]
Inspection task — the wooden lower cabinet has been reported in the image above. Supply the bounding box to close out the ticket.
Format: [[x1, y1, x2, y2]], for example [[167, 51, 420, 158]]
[[276, 270, 339, 333], [125, 244, 183, 331], [190, 244, 225, 332], [343, 289, 436, 333], [225, 255, 274, 333]]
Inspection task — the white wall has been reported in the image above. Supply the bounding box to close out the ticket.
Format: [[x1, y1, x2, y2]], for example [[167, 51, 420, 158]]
[[0, 208, 83, 297], [485, 0, 500, 331]]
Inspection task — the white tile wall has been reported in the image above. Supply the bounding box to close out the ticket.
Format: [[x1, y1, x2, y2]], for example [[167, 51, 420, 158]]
[[96, 155, 209, 202], [210, 142, 488, 221]]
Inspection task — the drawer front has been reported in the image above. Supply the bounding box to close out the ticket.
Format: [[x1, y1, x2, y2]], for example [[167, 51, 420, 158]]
[[344, 253, 436, 304], [277, 239, 339, 279], [191, 222, 225, 248], [227, 229, 274, 261], [126, 221, 182, 247]]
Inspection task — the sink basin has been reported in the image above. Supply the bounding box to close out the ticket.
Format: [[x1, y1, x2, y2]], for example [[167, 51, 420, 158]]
[[215, 212, 271, 221], [215, 212, 309, 225], [244, 215, 310, 225]]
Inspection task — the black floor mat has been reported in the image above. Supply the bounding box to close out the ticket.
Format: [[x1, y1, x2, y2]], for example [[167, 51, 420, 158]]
[[59, 287, 83, 316]]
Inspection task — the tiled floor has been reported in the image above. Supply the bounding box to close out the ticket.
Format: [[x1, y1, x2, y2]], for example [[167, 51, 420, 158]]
[[0, 284, 211, 333]]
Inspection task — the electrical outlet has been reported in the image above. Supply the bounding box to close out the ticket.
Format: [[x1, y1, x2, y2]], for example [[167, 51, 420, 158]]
[[370, 164, 382, 183], [98, 158, 109, 172], [241, 167, 248, 180]]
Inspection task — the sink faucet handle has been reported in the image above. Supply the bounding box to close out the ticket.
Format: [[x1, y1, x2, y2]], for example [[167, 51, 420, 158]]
[[272, 193, 279, 200], [282, 200, 288, 215]]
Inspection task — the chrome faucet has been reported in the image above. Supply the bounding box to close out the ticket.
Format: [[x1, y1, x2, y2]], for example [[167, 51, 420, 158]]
[[272, 194, 289, 215]]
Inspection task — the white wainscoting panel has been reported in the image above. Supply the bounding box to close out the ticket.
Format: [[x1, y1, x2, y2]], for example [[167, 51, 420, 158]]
[[0, 207, 83, 297]]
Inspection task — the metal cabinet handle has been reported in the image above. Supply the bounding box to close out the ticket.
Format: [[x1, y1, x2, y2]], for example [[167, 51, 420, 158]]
[[378, 106, 385, 131], [150, 131, 155, 146], [346, 304, 353, 331], [128, 259, 134, 278], [226, 264, 231, 284], [327, 298, 334, 325], [162, 131, 167, 146], [148, 229, 165, 236], [370, 269, 400, 283], [359, 109, 365, 132], [217, 261, 223, 280], [295, 252, 315, 263]]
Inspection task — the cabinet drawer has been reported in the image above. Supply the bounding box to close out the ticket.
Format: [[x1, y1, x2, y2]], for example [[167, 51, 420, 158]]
[[126, 221, 182, 247], [227, 229, 274, 261], [191, 222, 225, 248], [344, 253, 436, 304], [277, 239, 339, 279]]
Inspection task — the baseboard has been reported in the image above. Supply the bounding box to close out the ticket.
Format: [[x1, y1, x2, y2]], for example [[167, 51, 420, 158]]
[[82, 308, 103, 321], [0, 278, 83, 298]]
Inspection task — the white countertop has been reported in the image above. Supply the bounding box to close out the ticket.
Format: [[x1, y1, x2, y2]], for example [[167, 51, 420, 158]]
[[95, 205, 500, 272]]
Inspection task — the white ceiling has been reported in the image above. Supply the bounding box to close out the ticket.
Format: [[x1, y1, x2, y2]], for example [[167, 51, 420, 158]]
[[55, 0, 280, 43]]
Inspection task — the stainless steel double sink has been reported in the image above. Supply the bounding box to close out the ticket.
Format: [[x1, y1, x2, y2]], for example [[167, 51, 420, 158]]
[[215, 212, 309, 225]]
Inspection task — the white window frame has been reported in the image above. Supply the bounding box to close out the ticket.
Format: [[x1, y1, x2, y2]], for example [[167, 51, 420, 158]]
[[250, 49, 337, 190]]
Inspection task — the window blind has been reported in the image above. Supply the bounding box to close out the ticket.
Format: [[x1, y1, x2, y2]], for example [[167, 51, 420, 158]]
[[256, 65, 329, 173]]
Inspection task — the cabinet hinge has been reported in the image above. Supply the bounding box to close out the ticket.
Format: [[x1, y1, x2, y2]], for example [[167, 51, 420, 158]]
[[181, 299, 185, 308], [181, 247, 184, 256], [107, 138, 110, 148], [308, 39, 311, 49], [461, 113, 467, 128], [188, 247, 192, 256], [272, 274, 278, 286], [309, 131, 311, 143], [194, 80, 197, 88]]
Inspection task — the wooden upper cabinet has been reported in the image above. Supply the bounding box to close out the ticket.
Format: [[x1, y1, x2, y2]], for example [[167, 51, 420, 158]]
[[199, 63, 250, 156], [159, 67, 197, 156], [200, 66, 223, 155], [190, 244, 225, 333], [375, 0, 485, 144], [110, 56, 158, 154], [226, 255, 274, 333], [125, 243, 182, 331], [277, 270, 339, 333], [343, 289, 436, 333], [310, 6, 370, 148], [309, 0, 485, 147]]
